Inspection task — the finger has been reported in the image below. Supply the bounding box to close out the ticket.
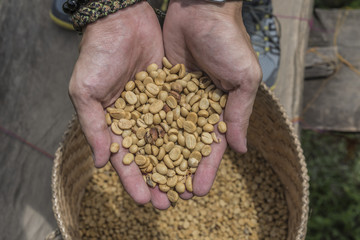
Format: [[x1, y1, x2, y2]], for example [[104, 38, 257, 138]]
[[110, 138, 151, 205], [179, 176, 194, 200], [75, 100, 111, 168], [149, 187, 171, 210], [192, 121, 227, 196], [180, 191, 193, 200], [224, 87, 257, 153]]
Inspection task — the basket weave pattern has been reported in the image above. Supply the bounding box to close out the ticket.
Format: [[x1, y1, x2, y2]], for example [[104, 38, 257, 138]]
[[51, 84, 309, 240], [247, 85, 309, 240], [52, 118, 94, 240]]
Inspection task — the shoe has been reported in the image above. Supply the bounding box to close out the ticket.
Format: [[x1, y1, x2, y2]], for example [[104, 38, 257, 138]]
[[242, 0, 281, 90], [50, 0, 74, 30]]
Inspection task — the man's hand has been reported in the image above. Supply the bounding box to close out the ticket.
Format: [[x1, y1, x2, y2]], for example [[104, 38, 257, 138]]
[[69, 2, 171, 209], [163, 0, 262, 198]]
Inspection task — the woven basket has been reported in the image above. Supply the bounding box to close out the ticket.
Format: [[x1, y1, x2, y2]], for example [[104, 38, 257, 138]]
[[50, 83, 309, 240]]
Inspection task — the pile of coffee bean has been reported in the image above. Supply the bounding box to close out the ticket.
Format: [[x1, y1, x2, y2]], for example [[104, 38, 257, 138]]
[[106, 58, 227, 203], [78, 148, 289, 240]]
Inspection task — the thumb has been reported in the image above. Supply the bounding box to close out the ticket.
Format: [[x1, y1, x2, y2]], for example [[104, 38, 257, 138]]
[[224, 87, 258, 154], [75, 99, 111, 168]]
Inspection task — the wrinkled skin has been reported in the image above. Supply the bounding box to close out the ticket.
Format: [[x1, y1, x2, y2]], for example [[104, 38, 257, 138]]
[[68, 0, 262, 210]]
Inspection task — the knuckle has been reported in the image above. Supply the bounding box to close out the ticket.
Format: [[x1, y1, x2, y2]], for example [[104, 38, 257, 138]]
[[68, 78, 94, 102], [243, 60, 262, 93]]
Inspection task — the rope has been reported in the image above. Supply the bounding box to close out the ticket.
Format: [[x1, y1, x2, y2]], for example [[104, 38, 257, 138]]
[[0, 124, 54, 160], [296, 10, 360, 126]]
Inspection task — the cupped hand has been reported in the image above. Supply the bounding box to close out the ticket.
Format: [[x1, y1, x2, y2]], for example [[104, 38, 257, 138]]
[[163, 0, 262, 198], [69, 2, 171, 209]]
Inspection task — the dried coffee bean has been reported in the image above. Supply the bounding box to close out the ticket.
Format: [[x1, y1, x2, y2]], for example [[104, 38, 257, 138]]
[[110, 143, 120, 153], [162, 57, 173, 69], [218, 121, 227, 134], [167, 190, 179, 203], [122, 153, 134, 165]]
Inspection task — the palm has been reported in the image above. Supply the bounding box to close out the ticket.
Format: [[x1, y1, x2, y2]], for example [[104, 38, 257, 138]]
[[72, 4, 164, 109]]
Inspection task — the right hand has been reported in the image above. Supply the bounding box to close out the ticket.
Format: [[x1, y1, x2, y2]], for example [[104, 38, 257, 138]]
[[69, 2, 171, 209], [163, 0, 262, 198]]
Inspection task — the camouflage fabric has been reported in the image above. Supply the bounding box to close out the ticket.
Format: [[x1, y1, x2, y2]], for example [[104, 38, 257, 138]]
[[71, 0, 249, 32], [72, 0, 144, 32]]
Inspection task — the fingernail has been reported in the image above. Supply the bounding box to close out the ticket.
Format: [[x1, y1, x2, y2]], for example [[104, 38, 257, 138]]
[[242, 138, 248, 153]]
